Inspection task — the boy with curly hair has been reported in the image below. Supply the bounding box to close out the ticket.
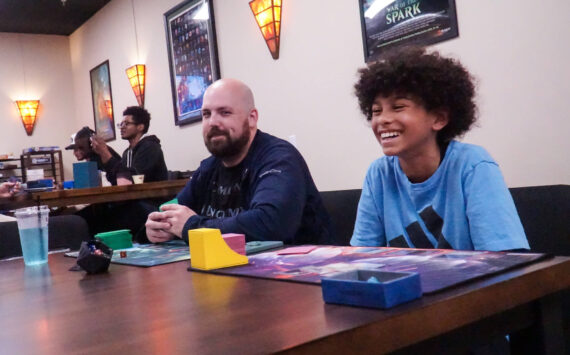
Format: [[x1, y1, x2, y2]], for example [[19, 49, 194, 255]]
[[351, 47, 529, 251]]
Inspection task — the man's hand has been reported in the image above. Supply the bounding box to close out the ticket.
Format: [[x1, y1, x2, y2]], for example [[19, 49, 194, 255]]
[[90, 135, 113, 163], [0, 181, 20, 198], [160, 204, 197, 239], [145, 211, 176, 243]]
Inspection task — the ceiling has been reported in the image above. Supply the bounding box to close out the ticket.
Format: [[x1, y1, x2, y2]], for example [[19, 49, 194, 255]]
[[0, 0, 112, 36]]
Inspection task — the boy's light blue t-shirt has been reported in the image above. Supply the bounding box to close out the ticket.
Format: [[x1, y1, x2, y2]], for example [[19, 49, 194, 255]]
[[351, 141, 529, 251]]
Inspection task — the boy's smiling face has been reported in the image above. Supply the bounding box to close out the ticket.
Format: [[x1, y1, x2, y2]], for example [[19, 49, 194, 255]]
[[370, 94, 448, 161]]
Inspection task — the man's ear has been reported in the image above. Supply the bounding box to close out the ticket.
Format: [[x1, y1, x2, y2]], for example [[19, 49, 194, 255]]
[[432, 109, 449, 132], [136, 123, 145, 134], [248, 108, 259, 128]]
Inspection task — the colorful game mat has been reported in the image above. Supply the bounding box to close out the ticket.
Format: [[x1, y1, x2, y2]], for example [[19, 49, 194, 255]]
[[65, 240, 284, 267], [194, 246, 549, 294], [65, 240, 190, 267]]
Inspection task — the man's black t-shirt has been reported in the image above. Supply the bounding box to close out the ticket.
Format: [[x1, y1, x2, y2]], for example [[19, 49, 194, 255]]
[[177, 130, 333, 245], [201, 164, 247, 219]]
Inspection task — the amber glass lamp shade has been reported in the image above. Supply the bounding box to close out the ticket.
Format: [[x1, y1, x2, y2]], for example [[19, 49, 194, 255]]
[[126, 64, 145, 107], [16, 100, 40, 136], [249, 0, 282, 59]]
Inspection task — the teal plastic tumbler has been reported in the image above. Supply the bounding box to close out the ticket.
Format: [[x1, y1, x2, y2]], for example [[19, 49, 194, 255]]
[[15, 206, 50, 266]]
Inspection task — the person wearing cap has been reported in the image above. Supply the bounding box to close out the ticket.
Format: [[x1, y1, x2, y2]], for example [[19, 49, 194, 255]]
[[65, 127, 142, 241], [91, 106, 168, 185], [65, 126, 120, 172]]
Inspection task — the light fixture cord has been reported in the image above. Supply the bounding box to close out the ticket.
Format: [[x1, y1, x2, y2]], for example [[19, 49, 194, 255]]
[[18, 34, 27, 97], [131, 0, 140, 61]]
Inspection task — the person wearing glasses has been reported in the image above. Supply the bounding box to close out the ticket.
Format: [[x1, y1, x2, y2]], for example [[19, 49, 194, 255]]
[[91, 106, 168, 185]]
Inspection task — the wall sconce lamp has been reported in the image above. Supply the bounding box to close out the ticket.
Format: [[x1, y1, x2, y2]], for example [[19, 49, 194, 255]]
[[126, 64, 145, 107], [249, 0, 282, 59], [16, 100, 40, 136]]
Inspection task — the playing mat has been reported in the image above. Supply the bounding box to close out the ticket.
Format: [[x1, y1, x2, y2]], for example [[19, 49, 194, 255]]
[[190, 246, 549, 294]]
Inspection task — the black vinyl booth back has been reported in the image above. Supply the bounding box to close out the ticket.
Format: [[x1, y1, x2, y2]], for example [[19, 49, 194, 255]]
[[320, 185, 570, 256]]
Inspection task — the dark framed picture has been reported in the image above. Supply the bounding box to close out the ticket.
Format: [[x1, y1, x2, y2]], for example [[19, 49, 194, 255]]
[[359, 0, 459, 62], [164, 0, 220, 126], [89, 60, 116, 141]]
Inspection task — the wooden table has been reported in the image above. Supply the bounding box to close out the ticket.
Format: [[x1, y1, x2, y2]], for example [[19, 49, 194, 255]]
[[1, 253, 568, 354], [1, 179, 188, 209]]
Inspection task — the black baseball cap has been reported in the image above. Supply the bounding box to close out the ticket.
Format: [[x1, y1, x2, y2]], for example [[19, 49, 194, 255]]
[[65, 127, 95, 150]]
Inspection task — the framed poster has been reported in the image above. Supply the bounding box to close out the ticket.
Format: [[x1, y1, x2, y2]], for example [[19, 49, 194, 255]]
[[89, 60, 116, 141], [359, 0, 459, 62], [164, 0, 220, 126]]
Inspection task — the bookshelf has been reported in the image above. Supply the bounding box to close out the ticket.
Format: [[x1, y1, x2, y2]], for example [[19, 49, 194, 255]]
[[0, 156, 24, 183], [21, 150, 65, 185]]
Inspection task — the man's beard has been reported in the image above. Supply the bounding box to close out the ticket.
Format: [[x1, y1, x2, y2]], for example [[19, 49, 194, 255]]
[[204, 122, 250, 159], [121, 131, 134, 140]]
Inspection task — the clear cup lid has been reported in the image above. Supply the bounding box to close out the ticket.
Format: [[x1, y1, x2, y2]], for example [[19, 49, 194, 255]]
[[14, 205, 50, 216]]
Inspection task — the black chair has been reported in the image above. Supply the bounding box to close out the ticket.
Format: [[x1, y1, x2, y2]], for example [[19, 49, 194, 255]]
[[320, 189, 362, 246], [509, 185, 570, 349], [509, 185, 570, 256], [168, 170, 194, 180]]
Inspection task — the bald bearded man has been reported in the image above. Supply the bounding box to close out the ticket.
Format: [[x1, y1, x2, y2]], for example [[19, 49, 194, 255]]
[[145, 78, 332, 245]]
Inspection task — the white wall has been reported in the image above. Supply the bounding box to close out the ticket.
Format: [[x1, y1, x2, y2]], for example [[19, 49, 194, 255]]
[[3, 0, 570, 189], [0, 33, 75, 180], [442, 1, 570, 187]]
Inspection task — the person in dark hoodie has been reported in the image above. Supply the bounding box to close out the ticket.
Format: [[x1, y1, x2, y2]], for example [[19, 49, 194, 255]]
[[86, 106, 168, 242], [91, 106, 168, 185]]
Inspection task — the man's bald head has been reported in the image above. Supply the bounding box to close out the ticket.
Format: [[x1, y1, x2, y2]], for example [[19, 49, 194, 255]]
[[203, 78, 255, 112], [201, 78, 259, 167]]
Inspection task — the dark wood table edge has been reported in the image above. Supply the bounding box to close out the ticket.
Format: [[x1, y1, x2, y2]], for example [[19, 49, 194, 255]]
[[277, 257, 570, 354], [0, 179, 189, 209]]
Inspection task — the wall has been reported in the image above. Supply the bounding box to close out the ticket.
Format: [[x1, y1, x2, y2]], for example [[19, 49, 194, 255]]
[[0, 33, 75, 180], [8, 0, 570, 189], [445, 1, 570, 188]]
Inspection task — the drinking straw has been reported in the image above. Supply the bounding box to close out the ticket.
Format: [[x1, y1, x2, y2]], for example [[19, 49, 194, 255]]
[[36, 196, 42, 249]]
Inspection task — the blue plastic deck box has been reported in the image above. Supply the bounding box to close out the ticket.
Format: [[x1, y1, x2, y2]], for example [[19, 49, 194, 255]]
[[73, 161, 99, 189], [321, 270, 422, 309]]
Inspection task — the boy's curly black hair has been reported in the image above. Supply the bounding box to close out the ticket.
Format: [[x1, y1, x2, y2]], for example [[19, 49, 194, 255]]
[[354, 46, 477, 144]]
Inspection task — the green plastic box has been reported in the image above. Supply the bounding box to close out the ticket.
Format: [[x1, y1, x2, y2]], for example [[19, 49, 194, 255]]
[[95, 229, 133, 250]]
